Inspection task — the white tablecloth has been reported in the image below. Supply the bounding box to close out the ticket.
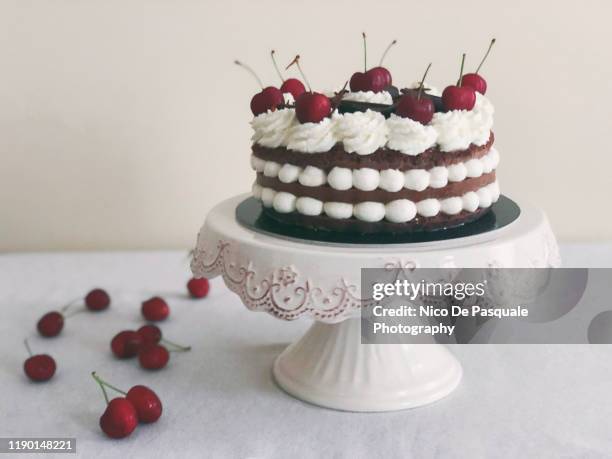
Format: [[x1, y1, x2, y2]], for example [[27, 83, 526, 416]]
[[1, 244, 611, 458]]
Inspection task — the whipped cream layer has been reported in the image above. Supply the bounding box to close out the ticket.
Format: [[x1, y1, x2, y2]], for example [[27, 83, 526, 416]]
[[250, 94, 494, 155], [250, 147, 500, 192], [252, 180, 500, 223]]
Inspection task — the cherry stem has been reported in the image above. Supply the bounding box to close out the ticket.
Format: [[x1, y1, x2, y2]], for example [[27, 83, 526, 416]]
[[162, 338, 191, 352], [24, 339, 32, 356], [417, 63, 432, 100], [64, 307, 85, 319], [270, 50, 285, 83], [457, 53, 466, 86], [91, 372, 110, 404], [285, 55, 311, 92], [379, 39, 397, 66], [362, 32, 367, 72], [475, 38, 496, 74], [60, 297, 81, 313], [91, 372, 127, 401], [234, 60, 263, 89]]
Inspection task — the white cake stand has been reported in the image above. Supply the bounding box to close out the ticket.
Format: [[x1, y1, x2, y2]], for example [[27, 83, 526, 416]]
[[191, 194, 560, 412]]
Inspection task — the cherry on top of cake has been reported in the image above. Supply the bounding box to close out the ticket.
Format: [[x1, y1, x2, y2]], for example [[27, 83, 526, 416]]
[[235, 37, 495, 124], [349, 33, 396, 93]]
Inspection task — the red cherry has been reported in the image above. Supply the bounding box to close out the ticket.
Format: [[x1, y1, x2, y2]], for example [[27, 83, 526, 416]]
[[462, 38, 495, 95], [280, 78, 305, 99], [270, 50, 306, 100], [284, 55, 330, 123], [24, 355, 56, 382], [235, 60, 282, 116], [442, 86, 476, 111], [295, 92, 332, 124], [461, 73, 487, 95], [126, 385, 163, 423], [138, 344, 170, 370], [99, 398, 138, 439], [443, 53, 476, 111], [137, 325, 162, 345], [37, 311, 64, 337], [349, 72, 367, 92], [396, 94, 434, 124], [141, 297, 169, 322], [85, 288, 110, 311], [250, 86, 283, 116], [367, 67, 392, 90], [111, 330, 143, 358], [187, 277, 210, 298]]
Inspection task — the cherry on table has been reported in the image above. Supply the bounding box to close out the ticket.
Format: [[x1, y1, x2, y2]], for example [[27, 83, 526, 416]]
[[138, 345, 170, 370], [141, 297, 170, 322], [99, 398, 138, 439], [187, 277, 210, 298], [127, 385, 163, 423], [137, 324, 162, 345], [92, 372, 138, 438], [37, 311, 64, 337], [23, 339, 56, 382], [85, 288, 111, 311], [92, 372, 162, 426], [111, 330, 143, 358], [138, 339, 190, 370], [442, 53, 476, 111]]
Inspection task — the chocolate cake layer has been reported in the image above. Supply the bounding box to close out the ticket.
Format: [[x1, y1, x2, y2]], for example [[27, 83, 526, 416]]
[[252, 132, 494, 171], [262, 206, 491, 233], [257, 172, 495, 204]]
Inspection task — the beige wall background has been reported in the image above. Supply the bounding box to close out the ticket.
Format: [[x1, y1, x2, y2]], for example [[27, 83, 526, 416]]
[[1, 0, 610, 251]]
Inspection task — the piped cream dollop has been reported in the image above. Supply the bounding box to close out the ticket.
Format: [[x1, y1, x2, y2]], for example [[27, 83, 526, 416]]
[[250, 108, 297, 148], [343, 91, 393, 105], [335, 110, 388, 155], [430, 93, 494, 152], [386, 114, 438, 156], [287, 116, 337, 153]]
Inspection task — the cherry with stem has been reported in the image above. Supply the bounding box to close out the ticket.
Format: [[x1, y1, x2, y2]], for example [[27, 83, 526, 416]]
[[461, 38, 496, 94], [475, 38, 496, 74], [416, 63, 432, 99], [285, 55, 311, 92], [457, 53, 467, 86], [442, 53, 476, 111], [286, 55, 332, 124], [235, 60, 283, 115], [379, 39, 397, 66], [272, 50, 305, 99]]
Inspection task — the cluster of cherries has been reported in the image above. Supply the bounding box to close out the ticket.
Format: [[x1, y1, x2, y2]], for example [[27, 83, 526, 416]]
[[92, 372, 162, 439], [236, 51, 332, 124], [111, 301, 192, 371], [22, 275, 211, 439], [24, 288, 113, 382], [237, 36, 495, 126]]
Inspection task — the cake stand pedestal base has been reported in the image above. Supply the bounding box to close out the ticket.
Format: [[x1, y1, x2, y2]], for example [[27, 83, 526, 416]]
[[273, 318, 462, 412], [191, 194, 560, 412]]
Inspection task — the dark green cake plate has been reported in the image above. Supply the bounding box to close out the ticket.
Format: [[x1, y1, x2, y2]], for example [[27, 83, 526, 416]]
[[235, 195, 520, 245]]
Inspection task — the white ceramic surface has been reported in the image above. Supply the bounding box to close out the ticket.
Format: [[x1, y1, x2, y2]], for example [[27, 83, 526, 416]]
[[191, 194, 560, 411]]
